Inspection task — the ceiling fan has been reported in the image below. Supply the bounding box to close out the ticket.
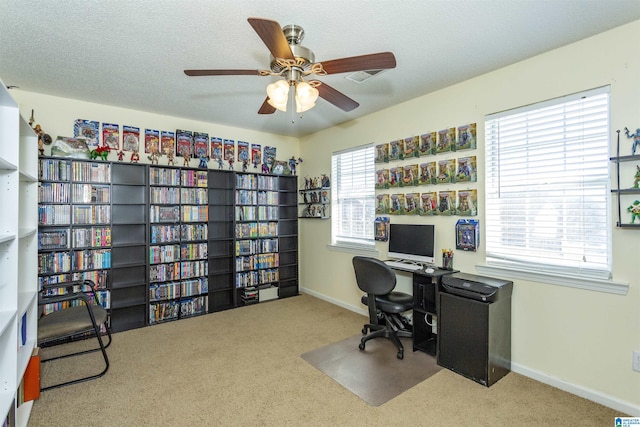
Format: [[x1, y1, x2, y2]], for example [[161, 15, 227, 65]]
[[184, 17, 396, 115]]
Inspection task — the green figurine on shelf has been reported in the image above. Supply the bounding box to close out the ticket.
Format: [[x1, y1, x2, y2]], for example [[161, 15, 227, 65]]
[[628, 200, 640, 223], [634, 165, 640, 189]]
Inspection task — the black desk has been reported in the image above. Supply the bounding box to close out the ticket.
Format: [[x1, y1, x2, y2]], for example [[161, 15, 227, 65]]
[[386, 264, 457, 356]]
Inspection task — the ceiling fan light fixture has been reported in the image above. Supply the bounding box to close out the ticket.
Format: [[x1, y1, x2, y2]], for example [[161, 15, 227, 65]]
[[266, 79, 290, 111], [295, 81, 319, 112]]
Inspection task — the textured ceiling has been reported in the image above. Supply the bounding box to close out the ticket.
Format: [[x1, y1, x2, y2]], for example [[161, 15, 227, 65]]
[[1, 0, 639, 138]]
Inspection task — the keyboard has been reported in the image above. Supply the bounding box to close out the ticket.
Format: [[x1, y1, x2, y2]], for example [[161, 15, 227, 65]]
[[384, 260, 424, 271]]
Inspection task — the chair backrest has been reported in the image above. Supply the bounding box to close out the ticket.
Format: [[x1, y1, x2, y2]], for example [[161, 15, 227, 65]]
[[352, 256, 396, 296]]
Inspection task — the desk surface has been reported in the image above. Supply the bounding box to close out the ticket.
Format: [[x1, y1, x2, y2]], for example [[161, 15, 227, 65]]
[[385, 261, 455, 277]]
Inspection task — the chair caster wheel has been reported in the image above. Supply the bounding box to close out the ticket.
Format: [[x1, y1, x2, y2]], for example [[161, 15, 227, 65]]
[[361, 327, 368, 335], [397, 351, 404, 360], [359, 341, 365, 351]]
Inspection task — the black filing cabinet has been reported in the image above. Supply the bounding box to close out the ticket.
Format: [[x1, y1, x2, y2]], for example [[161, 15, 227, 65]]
[[437, 273, 513, 387]]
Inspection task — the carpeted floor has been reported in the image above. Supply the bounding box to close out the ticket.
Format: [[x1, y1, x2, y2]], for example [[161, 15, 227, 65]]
[[302, 335, 441, 406], [28, 293, 623, 426]]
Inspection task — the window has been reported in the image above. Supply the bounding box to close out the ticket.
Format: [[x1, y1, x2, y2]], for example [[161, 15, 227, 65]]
[[484, 87, 611, 279], [331, 144, 376, 248]]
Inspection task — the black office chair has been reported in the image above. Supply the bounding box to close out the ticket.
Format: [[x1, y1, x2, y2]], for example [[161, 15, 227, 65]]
[[38, 280, 112, 391], [352, 256, 413, 359]]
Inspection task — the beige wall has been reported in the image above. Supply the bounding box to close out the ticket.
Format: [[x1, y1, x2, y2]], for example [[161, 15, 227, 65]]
[[11, 91, 300, 164], [298, 20, 640, 414]]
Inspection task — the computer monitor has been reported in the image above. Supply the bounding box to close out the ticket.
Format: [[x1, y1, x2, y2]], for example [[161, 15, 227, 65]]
[[388, 223, 436, 265]]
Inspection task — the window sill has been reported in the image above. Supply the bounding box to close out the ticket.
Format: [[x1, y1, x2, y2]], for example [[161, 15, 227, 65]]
[[326, 244, 379, 257], [475, 264, 628, 295]]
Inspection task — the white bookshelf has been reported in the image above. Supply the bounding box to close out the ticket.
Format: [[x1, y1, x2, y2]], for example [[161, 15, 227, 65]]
[[0, 80, 38, 427]]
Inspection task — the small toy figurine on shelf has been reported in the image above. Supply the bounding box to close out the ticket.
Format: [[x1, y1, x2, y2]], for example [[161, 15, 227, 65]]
[[625, 127, 640, 155], [262, 163, 270, 174], [29, 111, 51, 156], [321, 174, 330, 188], [242, 159, 249, 172], [634, 165, 640, 189], [228, 157, 234, 170], [130, 150, 140, 163], [304, 177, 311, 190], [148, 147, 160, 165], [165, 148, 175, 166], [182, 152, 191, 167], [289, 157, 302, 175], [198, 155, 209, 169], [90, 145, 110, 161], [117, 150, 125, 161], [217, 158, 223, 170], [253, 156, 260, 169], [628, 200, 640, 223]]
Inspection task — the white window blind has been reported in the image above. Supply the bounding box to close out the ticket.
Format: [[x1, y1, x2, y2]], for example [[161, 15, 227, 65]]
[[484, 87, 611, 279], [331, 145, 375, 247]]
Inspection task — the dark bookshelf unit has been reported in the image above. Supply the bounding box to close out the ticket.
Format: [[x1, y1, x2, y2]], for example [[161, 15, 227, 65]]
[[38, 158, 112, 320], [37, 158, 298, 333], [148, 166, 209, 325], [110, 163, 148, 332], [207, 169, 235, 311]]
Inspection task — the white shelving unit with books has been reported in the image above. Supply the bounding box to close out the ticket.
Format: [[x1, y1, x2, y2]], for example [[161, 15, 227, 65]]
[[0, 81, 38, 427]]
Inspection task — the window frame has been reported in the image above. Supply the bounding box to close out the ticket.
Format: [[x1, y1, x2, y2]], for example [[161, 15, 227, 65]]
[[480, 87, 627, 295], [330, 144, 376, 251]]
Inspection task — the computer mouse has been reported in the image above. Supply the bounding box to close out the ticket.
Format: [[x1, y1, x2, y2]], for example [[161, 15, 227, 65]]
[[425, 267, 435, 274]]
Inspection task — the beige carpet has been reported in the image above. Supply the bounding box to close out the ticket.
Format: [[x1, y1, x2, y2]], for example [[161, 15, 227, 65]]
[[302, 335, 441, 406], [28, 293, 624, 426]]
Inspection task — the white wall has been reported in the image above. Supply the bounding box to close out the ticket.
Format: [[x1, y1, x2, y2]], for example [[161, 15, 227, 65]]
[[298, 20, 640, 415], [11, 91, 300, 165]]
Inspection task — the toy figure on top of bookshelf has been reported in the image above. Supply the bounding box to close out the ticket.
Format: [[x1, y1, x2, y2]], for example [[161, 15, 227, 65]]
[[117, 150, 125, 161], [182, 152, 191, 167], [404, 136, 420, 158], [420, 192, 437, 216], [199, 155, 210, 169], [457, 123, 477, 151], [165, 148, 175, 166], [624, 127, 640, 155], [288, 157, 302, 175], [130, 150, 140, 163], [148, 147, 160, 165], [420, 132, 436, 156]]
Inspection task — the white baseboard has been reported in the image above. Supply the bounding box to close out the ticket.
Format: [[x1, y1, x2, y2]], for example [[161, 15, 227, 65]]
[[300, 286, 640, 416]]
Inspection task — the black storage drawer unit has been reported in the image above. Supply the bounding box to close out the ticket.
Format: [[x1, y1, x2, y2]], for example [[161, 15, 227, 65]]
[[437, 273, 513, 387]]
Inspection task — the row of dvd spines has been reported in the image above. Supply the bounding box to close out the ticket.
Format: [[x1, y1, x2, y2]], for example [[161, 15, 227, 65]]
[[149, 205, 208, 223], [235, 268, 279, 288], [149, 243, 208, 264], [235, 238, 278, 256], [150, 223, 208, 244], [39, 269, 109, 290], [42, 289, 111, 315], [38, 205, 111, 226], [149, 187, 208, 204], [149, 168, 207, 187], [236, 173, 278, 190], [149, 260, 208, 282], [149, 277, 208, 302], [39, 158, 71, 181], [236, 206, 279, 222], [235, 222, 278, 238], [149, 295, 208, 324], [72, 161, 111, 183], [236, 253, 279, 272], [38, 249, 111, 274], [235, 190, 279, 205]]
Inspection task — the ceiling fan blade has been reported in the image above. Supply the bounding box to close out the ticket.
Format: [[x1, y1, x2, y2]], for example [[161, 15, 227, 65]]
[[320, 52, 396, 75], [258, 97, 276, 114], [184, 69, 260, 76], [312, 81, 359, 112], [248, 18, 295, 60]]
